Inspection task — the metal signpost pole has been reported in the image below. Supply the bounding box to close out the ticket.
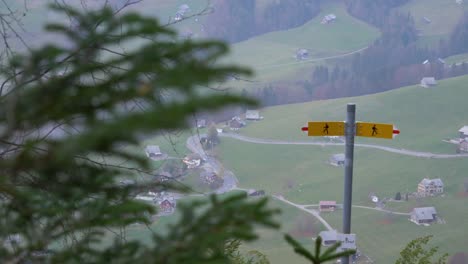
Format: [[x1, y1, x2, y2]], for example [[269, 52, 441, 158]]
[[341, 103, 356, 264]]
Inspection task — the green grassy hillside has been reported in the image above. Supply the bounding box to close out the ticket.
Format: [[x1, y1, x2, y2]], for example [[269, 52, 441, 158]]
[[238, 74, 468, 153], [218, 138, 468, 263], [445, 52, 468, 64], [398, 0, 466, 40], [217, 74, 468, 263], [223, 0, 379, 86]]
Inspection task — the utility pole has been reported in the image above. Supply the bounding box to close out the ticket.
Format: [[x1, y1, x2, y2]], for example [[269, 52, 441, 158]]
[[342, 103, 356, 264]]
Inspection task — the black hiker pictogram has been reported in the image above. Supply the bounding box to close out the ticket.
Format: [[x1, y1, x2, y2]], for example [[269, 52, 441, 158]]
[[323, 123, 329, 134], [372, 124, 378, 136]]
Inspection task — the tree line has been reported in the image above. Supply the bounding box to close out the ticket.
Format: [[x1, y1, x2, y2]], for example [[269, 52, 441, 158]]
[[204, 0, 321, 43], [248, 5, 468, 105]]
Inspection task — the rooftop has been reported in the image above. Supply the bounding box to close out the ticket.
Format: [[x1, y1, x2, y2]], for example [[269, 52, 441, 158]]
[[412, 207, 437, 220], [459, 126, 468, 134]]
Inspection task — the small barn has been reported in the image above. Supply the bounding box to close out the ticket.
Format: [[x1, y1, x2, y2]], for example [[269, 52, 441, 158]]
[[248, 190, 266, 197], [183, 153, 202, 169], [420, 77, 437, 88], [459, 126, 468, 139], [174, 12, 183, 21], [145, 145, 162, 159], [319, 201, 337, 212], [229, 119, 244, 131], [321, 14, 336, 24], [318, 230, 338, 246], [295, 49, 309, 60], [422, 17, 432, 24], [410, 207, 437, 224], [159, 199, 176, 214], [246, 110, 262, 120], [329, 154, 345, 166], [458, 139, 468, 153], [196, 119, 207, 128], [200, 171, 223, 189]]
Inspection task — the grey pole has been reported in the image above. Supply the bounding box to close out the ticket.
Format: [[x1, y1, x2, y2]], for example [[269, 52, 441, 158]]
[[341, 103, 356, 264]]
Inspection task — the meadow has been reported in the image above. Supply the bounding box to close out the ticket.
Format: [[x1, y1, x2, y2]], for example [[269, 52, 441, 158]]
[[398, 0, 465, 39], [236, 75, 468, 153]]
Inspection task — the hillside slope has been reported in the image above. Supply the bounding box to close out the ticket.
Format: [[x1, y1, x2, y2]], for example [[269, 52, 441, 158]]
[[239, 74, 468, 153]]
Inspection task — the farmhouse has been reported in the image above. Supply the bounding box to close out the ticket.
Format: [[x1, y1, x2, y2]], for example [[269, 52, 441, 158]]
[[229, 119, 244, 131], [248, 190, 266, 197], [459, 126, 468, 139], [174, 12, 183, 21], [183, 153, 202, 169], [321, 14, 336, 24], [319, 201, 337, 212], [295, 49, 309, 60], [318, 230, 338, 246], [410, 207, 437, 224], [245, 110, 262, 120], [200, 171, 223, 189], [174, 4, 190, 22], [159, 199, 176, 214], [196, 119, 207, 128], [329, 153, 345, 166], [420, 77, 437, 88], [145, 145, 162, 159], [417, 178, 444, 196], [458, 139, 468, 153], [154, 171, 172, 183]]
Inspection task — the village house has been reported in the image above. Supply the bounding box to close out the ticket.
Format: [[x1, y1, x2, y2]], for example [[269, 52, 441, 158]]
[[174, 4, 190, 22], [183, 153, 202, 169], [458, 139, 468, 153], [417, 178, 444, 196], [295, 49, 309, 60], [410, 207, 437, 225], [248, 189, 266, 197], [318, 230, 338, 246], [174, 12, 183, 21], [158, 199, 176, 215], [145, 145, 162, 159], [200, 171, 223, 189], [229, 119, 244, 131], [459, 126, 468, 139], [321, 14, 336, 24], [196, 119, 207, 128], [154, 171, 173, 183], [245, 110, 262, 120], [329, 153, 345, 166], [420, 77, 437, 88], [319, 201, 337, 212]]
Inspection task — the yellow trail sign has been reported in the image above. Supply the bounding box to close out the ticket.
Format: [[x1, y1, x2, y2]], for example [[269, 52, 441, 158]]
[[306, 121, 345, 136], [356, 122, 394, 139]]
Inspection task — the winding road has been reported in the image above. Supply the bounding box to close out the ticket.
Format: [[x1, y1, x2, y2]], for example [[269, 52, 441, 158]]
[[219, 133, 468, 159], [255, 46, 369, 71], [272, 195, 335, 231], [184, 133, 418, 239]]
